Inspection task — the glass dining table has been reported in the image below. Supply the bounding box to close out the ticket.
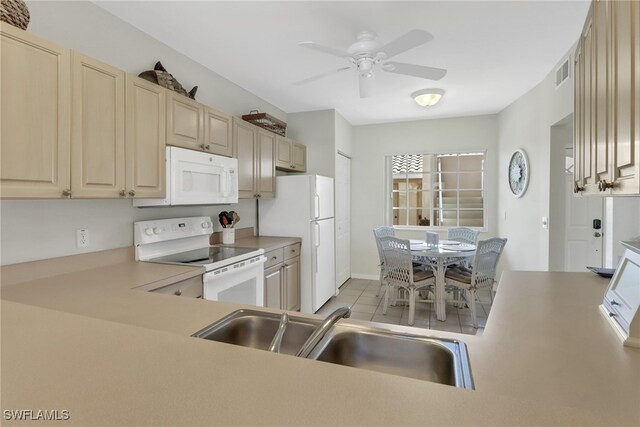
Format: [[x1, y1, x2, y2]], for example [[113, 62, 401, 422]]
[[410, 240, 476, 322]]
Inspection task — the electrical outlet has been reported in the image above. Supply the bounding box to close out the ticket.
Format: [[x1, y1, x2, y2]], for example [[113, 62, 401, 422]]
[[76, 229, 89, 248]]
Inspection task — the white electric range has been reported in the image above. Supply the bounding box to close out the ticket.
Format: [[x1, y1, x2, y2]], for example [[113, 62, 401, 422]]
[[134, 216, 266, 306]]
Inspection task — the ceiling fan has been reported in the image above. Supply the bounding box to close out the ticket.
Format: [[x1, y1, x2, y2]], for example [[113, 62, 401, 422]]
[[296, 29, 447, 98]]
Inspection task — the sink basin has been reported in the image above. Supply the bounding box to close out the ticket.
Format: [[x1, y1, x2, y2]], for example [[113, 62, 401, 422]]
[[192, 309, 320, 356], [306, 324, 474, 389]]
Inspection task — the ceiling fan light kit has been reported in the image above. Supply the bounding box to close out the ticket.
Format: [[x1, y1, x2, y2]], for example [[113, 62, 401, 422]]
[[412, 88, 444, 107], [297, 29, 447, 99]]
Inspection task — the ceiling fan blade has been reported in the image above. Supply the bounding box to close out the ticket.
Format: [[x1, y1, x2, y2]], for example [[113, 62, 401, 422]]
[[294, 67, 351, 86], [359, 73, 375, 98], [383, 61, 447, 80], [298, 41, 350, 58], [381, 29, 434, 60]]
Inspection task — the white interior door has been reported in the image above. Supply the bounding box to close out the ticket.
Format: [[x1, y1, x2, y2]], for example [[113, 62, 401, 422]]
[[335, 154, 351, 287], [565, 175, 604, 271]]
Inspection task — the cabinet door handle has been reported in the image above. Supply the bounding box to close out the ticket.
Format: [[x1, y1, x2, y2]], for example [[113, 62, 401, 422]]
[[573, 182, 585, 193], [200, 144, 210, 151], [174, 289, 182, 296], [128, 190, 136, 197], [597, 180, 615, 192], [119, 190, 126, 197], [611, 300, 620, 306], [62, 188, 71, 197], [271, 256, 278, 261]]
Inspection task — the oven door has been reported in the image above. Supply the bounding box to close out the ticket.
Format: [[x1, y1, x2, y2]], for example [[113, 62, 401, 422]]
[[203, 256, 266, 307], [171, 147, 238, 205]]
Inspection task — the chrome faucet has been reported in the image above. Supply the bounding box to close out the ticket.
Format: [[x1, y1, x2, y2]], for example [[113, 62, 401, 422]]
[[296, 306, 351, 358], [268, 312, 290, 353]]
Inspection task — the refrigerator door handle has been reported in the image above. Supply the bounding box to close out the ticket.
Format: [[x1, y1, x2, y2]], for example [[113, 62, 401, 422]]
[[314, 222, 320, 272], [314, 193, 320, 219]]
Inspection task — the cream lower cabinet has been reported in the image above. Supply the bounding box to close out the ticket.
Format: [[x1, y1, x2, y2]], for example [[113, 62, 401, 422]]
[[233, 118, 276, 199], [0, 23, 71, 198], [71, 52, 126, 198], [574, 0, 639, 196], [263, 243, 301, 311], [275, 136, 307, 172]]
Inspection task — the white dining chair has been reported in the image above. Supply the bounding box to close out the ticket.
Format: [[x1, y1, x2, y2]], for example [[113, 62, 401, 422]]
[[373, 226, 395, 297], [444, 238, 507, 328], [379, 236, 435, 326], [447, 227, 479, 269]]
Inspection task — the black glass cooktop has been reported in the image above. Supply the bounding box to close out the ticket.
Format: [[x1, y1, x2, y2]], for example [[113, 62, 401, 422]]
[[150, 246, 258, 266]]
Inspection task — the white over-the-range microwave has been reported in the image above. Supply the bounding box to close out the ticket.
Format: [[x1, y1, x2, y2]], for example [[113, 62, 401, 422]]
[[134, 147, 238, 207]]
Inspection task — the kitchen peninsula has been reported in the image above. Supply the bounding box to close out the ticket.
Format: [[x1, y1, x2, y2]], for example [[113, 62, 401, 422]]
[[1, 248, 638, 426]]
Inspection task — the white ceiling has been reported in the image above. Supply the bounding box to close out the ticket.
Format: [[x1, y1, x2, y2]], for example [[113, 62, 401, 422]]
[[95, 1, 590, 125]]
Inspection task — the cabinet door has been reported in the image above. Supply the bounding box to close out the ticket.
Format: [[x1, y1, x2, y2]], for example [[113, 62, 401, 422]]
[[574, 40, 584, 194], [292, 143, 307, 172], [610, 0, 639, 194], [125, 74, 166, 198], [0, 24, 71, 198], [204, 107, 232, 157], [233, 118, 257, 198], [257, 129, 276, 198], [275, 136, 292, 169], [264, 265, 283, 309], [71, 52, 125, 198], [166, 92, 203, 150], [284, 257, 300, 312], [593, 0, 612, 189], [582, 13, 598, 194]]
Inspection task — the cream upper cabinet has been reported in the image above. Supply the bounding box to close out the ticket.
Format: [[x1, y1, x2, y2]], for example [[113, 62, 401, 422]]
[[71, 52, 125, 198], [275, 135, 307, 172], [125, 74, 166, 198], [232, 118, 276, 199], [203, 107, 232, 157], [256, 129, 276, 198], [292, 143, 307, 172], [0, 24, 71, 198], [573, 0, 639, 196], [609, 0, 639, 195], [166, 91, 204, 151]]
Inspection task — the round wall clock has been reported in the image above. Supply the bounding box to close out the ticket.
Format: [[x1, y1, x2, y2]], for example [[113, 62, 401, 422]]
[[508, 149, 529, 198]]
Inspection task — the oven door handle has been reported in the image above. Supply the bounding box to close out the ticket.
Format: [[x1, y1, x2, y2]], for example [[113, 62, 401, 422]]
[[208, 256, 266, 279]]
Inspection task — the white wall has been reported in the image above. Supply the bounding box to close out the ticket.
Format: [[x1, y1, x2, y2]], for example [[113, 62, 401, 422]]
[[604, 197, 640, 267], [287, 110, 336, 178], [351, 115, 499, 278], [497, 48, 575, 272], [0, 1, 285, 265], [334, 111, 353, 157]]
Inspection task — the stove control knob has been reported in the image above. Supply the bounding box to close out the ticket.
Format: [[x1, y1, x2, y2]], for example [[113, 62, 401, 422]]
[[153, 227, 163, 235], [201, 221, 211, 229], [144, 228, 154, 236]]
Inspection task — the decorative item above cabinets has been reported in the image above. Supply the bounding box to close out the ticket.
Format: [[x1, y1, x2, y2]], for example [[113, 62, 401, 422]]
[[573, 0, 639, 196], [275, 136, 307, 172]]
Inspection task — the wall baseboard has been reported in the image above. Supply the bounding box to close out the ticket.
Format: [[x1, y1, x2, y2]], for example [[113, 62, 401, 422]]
[[350, 273, 379, 281]]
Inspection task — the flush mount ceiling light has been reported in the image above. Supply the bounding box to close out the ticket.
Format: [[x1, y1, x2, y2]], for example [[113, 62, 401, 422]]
[[412, 88, 445, 107]]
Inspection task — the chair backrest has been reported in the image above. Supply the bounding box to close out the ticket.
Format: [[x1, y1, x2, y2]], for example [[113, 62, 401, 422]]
[[373, 226, 395, 265], [447, 227, 479, 245], [470, 238, 507, 288], [378, 236, 414, 288]]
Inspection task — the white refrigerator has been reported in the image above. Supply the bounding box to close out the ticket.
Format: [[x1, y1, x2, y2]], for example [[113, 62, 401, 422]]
[[259, 175, 335, 313]]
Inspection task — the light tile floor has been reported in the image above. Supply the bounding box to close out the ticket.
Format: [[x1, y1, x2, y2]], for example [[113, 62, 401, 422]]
[[316, 278, 492, 336]]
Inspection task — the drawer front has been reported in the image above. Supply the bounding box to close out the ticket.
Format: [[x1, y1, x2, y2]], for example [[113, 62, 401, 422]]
[[151, 275, 203, 298], [284, 243, 301, 261], [264, 248, 284, 269]]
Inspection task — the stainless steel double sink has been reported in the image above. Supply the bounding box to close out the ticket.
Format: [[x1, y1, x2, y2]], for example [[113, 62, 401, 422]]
[[193, 309, 474, 389]]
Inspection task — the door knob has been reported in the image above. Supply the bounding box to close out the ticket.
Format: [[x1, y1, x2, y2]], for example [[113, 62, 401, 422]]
[[594, 232, 602, 237]]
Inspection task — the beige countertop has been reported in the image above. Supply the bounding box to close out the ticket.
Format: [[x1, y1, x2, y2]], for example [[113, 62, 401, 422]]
[[229, 235, 302, 253], [1, 249, 639, 426]]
